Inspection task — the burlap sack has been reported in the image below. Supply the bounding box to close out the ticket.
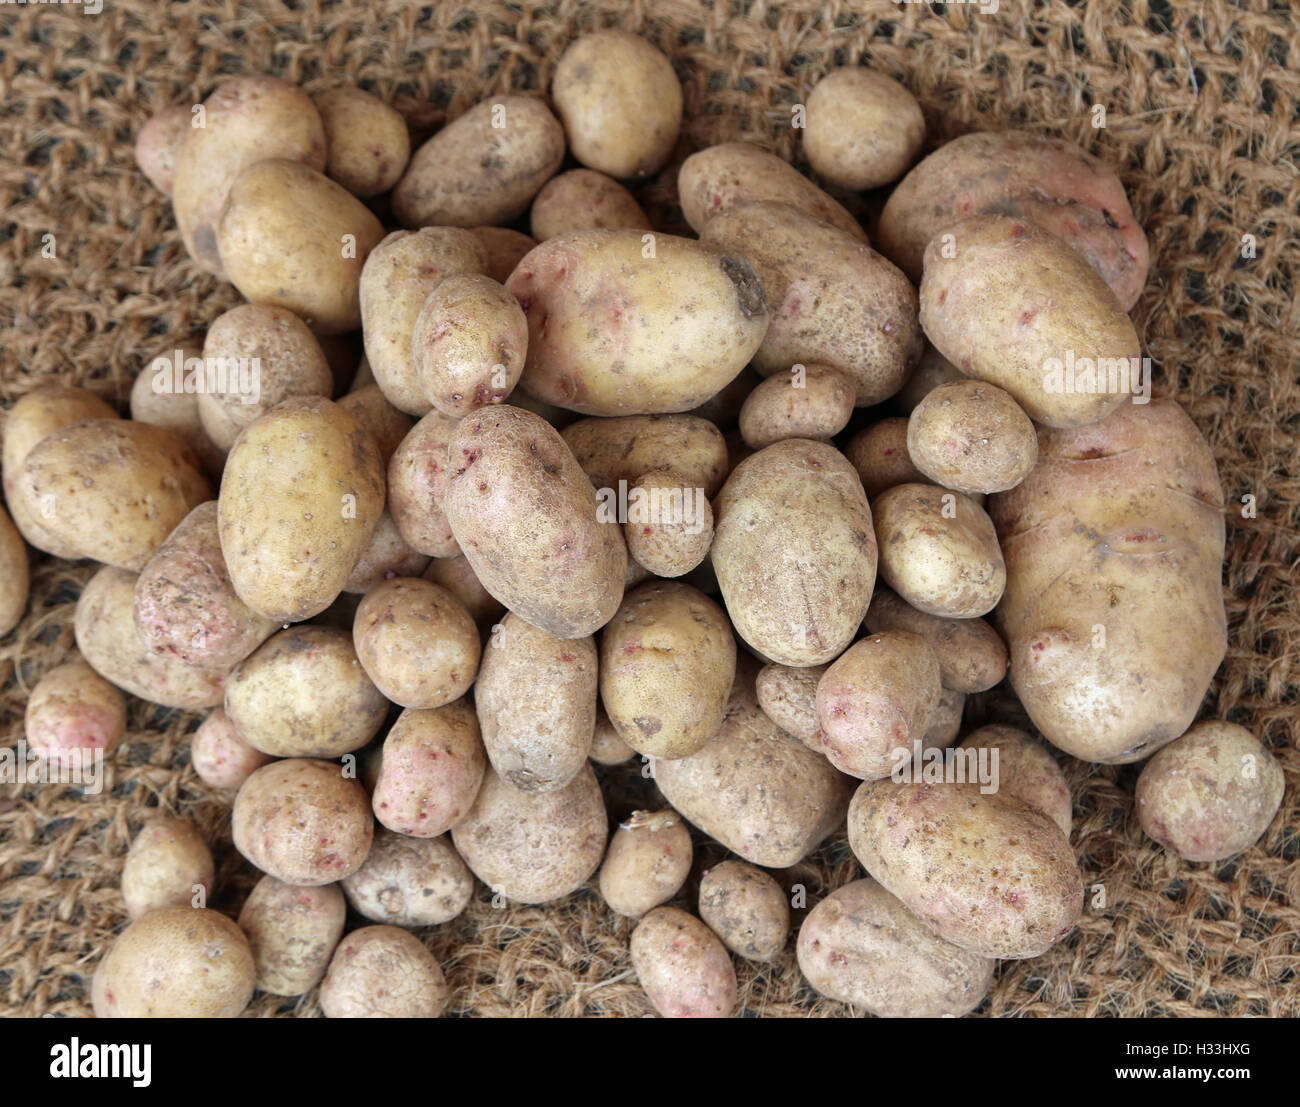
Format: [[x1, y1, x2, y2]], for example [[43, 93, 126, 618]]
[[1, 0, 1296, 1017]]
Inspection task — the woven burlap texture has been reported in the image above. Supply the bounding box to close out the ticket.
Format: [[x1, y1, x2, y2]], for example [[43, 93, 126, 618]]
[[1, 0, 1297, 1018]]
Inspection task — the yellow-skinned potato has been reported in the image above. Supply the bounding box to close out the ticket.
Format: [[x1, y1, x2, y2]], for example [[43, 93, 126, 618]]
[[120, 816, 214, 920], [865, 588, 1008, 693], [755, 663, 826, 748], [562, 414, 729, 497], [803, 69, 925, 190], [0, 504, 28, 637], [590, 707, 636, 766], [530, 169, 651, 239], [190, 707, 272, 790], [387, 409, 461, 557], [630, 906, 736, 1019], [393, 96, 565, 228], [237, 875, 346, 996], [319, 925, 449, 1019], [907, 380, 1038, 494], [341, 511, 430, 593], [336, 386, 415, 465], [599, 809, 693, 918], [623, 469, 714, 578], [470, 226, 537, 284], [134, 104, 190, 194], [314, 86, 410, 198], [341, 829, 474, 928], [738, 363, 855, 448], [698, 860, 790, 962], [507, 230, 769, 416], [843, 418, 924, 500], [959, 725, 1072, 837], [218, 396, 384, 622], [217, 158, 385, 335]]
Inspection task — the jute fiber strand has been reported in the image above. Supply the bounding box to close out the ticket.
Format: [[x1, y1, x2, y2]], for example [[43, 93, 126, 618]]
[[0, 0, 1296, 1017]]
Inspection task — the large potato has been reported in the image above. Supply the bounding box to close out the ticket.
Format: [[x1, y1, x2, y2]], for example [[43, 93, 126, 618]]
[[0, 504, 28, 637], [387, 409, 461, 556], [959, 725, 1072, 837], [218, 396, 384, 622], [599, 809, 693, 918], [507, 230, 769, 416], [698, 861, 789, 962], [630, 907, 736, 1019], [712, 439, 876, 666], [120, 816, 214, 919], [314, 85, 410, 198], [342, 829, 474, 928], [562, 414, 729, 497], [864, 588, 1007, 693], [907, 380, 1038, 494], [25, 661, 127, 761], [803, 69, 925, 190], [531, 169, 650, 239], [237, 876, 346, 996], [319, 926, 449, 1019]]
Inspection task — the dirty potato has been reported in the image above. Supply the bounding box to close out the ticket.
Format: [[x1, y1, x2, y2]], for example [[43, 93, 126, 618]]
[[599, 809, 693, 918], [737, 363, 855, 448], [907, 380, 1038, 494], [630, 906, 736, 1018], [341, 828, 474, 928], [120, 816, 214, 919], [530, 169, 650, 239], [237, 875, 347, 996], [698, 860, 790, 962]]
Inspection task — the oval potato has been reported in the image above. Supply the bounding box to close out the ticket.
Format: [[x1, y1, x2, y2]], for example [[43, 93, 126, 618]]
[[630, 906, 736, 1019]]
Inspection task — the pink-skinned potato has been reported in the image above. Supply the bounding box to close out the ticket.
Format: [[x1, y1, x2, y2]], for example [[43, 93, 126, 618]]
[[630, 906, 736, 1018]]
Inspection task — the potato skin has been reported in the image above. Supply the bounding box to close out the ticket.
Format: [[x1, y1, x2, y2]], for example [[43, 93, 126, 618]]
[[444, 405, 626, 638], [959, 725, 1072, 837], [698, 860, 789, 962], [630, 907, 736, 1018], [1136, 721, 1285, 862], [320, 925, 449, 1018], [755, 663, 826, 747], [804, 69, 925, 190], [475, 611, 596, 792], [394, 96, 564, 228], [908, 380, 1038, 494], [599, 809, 693, 918], [988, 398, 1226, 763], [844, 418, 925, 500], [25, 661, 127, 761], [0, 504, 29, 637], [218, 396, 384, 622], [507, 230, 769, 416], [342, 828, 474, 927], [232, 758, 374, 885], [314, 86, 410, 198], [562, 414, 729, 497], [797, 879, 993, 1017], [337, 387, 416, 466], [121, 817, 214, 920], [713, 439, 876, 666], [470, 226, 537, 284], [190, 707, 271, 790], [237, 876, 346, 996], [134, 104, 190, 193], [589, 707, 636, 765], [451, 763, 607, 904], [847, 779, 1082, 959], [341, 510, 430, 592], [865, 588, 1007, 693], [897, 346, 967, 413], [738, 364, 855, 448], [623, 469, 714, 578], [531, 169, 650, 240], [93, 907, 255, 1018], [387, 409, 461, 556]]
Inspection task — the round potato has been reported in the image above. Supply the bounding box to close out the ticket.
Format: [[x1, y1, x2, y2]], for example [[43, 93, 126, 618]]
[[531, 169, 650, 239], [24, 661, 127, 762], [843, 418, 924, 500], [897, 345, 967, 413], [422, 553, 505, 628], [698, 860, 790, 962], [319, 925, 449, 1019], [589, 707, 636, 766], [630, 906, 736, 1019], [738, 364, 855, 448], [134, 104, 190, 193], [341, 510, 430, 592], [864, 588, 1008, 693], [336, 386, 415, 465], [470, 226, 537, 284], [959, 725, 1072, 838], [314, 85, 410, 198], [341, 828, 474, 928], [907, 380, 1038, 495], [0, 503, 29, 638], [237, 875, 346, 996], [562, 414, 729, 497], [121, 816, 214, 920], [755, 663, 826, 748], [387, 408, 461, 557], [190, 707, 272, 790], [599, 809, 693, 919], [623, 469, 714, 578], [804, 69, 925, 190]]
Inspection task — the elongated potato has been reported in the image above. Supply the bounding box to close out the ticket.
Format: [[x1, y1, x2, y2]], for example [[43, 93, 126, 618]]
[[865, 589, 1007, 693], [0, 504, 28, 637], [698, 861, 790, 962], [531, 169, 650, 240], [238, 876, 346, 996], [599, 809, 693, 918], [630, 907, 736, 1018], [562, 414, 729, 497], [25, 661, 127, 761], [959, 725, 1072, 837], [387, 409, 461, 557], [120, 816, 214, 919], [507, 230, 769, 416], [342, 829, 474, 928], [314, 86, 410, 198]]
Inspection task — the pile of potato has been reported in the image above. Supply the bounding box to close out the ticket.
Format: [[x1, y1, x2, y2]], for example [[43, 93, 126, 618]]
[[2, 27, 1285, 1019]]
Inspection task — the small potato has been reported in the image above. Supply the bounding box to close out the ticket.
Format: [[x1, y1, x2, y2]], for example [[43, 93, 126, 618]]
[[589, 708, 635, 765], [190, 707, 272, 790], [121, 816, 214, 920], [630, 906, 736, 1018], [342, 828, 474, 928], [470, 226, 537, 284], [319, 925, 449, 1018], [24, 661, 127, 761], [623, 469, 714, 578], [804, 69, 925, 190], [475, 611, 596, 792], [337, 386, 415, 465], [388, 409, 461, 557], [92, 907, 254, 1018], [562, 414, 729, 497], [922, 687, 965, 749], [599, 809, 693, 918], [816, 632, 942, 780], [530, 169, 650, 239], [0, 504, 29, 637], [314, 86, 411, 198], [371, 702, 487, 838], [353, 577, 479, 709], [897, 345, 967, 413], [738, 364, 855, 448], [411, 272, 527, 416], [847, 778, 1083, 959], [698, 860, 789, 962], [451, 763, 607, 904], [394, 96, 565, 228], [1136, 721, 1285, 862], [907, 380, 1038, 494], [755, 663, 826, 748], [599, 582, 735, 760], [422, 553, 505, 628], [218, 159, 385, 335], [342, 510, 430, 592], [843, 418, 924, 500], [865, 589, 1008, 693], [237, 876, 346, 996], [871, 483, 1005, 618], [797, 878, 993, 1017], [552, 31, 681, 179], [688, 366, 760, 428], [960, 725, 1072, 837], [134, 105, 190, 193]]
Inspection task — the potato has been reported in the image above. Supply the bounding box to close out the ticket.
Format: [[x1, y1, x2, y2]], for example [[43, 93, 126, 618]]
[[509, 230, 769, 416], [797, 878, 993, 1017], [418, 555, 500, 629], [341, 510, 430, 592], [394, 96, 564, 228], [924, 687, 965, 749], [131, 343, 227, 481], [342, 828, 474, 927], [865, 589, 1007, 693], [599, 809, 693, 918], [803, 69, 925, 190], [218, 396, 384, 622], [847, 778, 1082, 958], [700, 202, 921, 405], [172, 76, 327, 275], [470, 226, 537, 284], [531, 169, 650, 240], [411, 273, 526, 416], [451, 763, 607, 904], [336, 387, 415, 465], [623, 470, 714, 578], [314, 86, 410, 198], [360, 228, 489, 415], [24, 661, 127, 762], [897, 345, 967, 413], [237, 875, 346, 996], [217, 158, 385, 335], [872, 483, 1005, 618], [907, 380, 1038, 495], [599, 582, 734, 760], [190, 707, 272, 790], [712, 439, 876, 666], [134, 104, 190, 193], [843, 419, 922, 501], [92, 906, 255, 1018], [75, 566, 227, 710], [387, 408, 461, 557], [0, 503, 28, 637], [121, 816, 214, 920], [444, 405, 626, 638], [16, 419, 211, 570], [371, 702, 487, 838], [353, 577, 479, 709], [698, 860, 789, 962], [738, 364, 855, 448], [561, 414, 729, 497], [589, 707, 636, 766], [988, 398, 1226, 763], [1136, 721, 1285, 862], [919, 215, 1142, 429], [232, 758, 373, 885], [319, 925, 449, 1018], [959, 725, 1071, 837], [630, 906, 736, 1018], [475, 611, 596, 792], [755, 663, 826, 748], [877, 130, 1149, 310], [679, 143, 867, 242]]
